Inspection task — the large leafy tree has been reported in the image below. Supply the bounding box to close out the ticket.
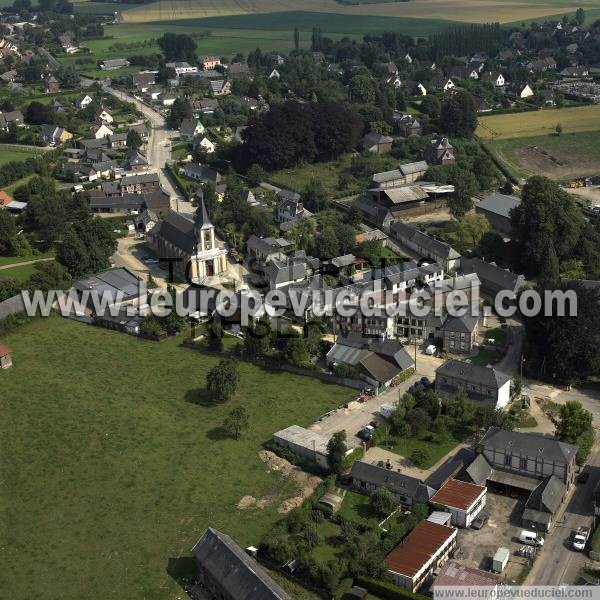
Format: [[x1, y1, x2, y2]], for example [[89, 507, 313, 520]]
[[326, 430, 347, 474], [511, 176, 583, 278], [206, 358, 240, 402], [440, 90, 477, 138]]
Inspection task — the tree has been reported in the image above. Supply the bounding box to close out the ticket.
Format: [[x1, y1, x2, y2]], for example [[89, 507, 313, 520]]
[[206, 358, 240, 402], [327, 430, 347, 474], [126, 128, 143, 151], [370, 488, 397, 516], [57, 65, 79, 88], [440, 90, 477, 138], [223, 406, 249, 439], [458, 213, 490, 247], [246, 163, 266, 187], [409, 448, 430, 468], [27, 261, 71, 292], [25, 101, 53, 125], [303, 177, 328, 213], [420, 95, 441, 119], [168, 97, 192, 129], [555, 401, 593, 465], [207, 319, 224, 351], [294, 26, 300, 50], [0, 209, 18, 254], [349, 74, 377, 104], [406, 407, 431, 437], [555, 122, 563, 136], [575, 7, 586, 25], [478, 231, 506, 262], [449, 169, 478, 219], [244, 315, 271, 358], [157, 33, 197, 62]]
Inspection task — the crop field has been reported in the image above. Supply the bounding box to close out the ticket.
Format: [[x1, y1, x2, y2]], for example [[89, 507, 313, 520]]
[[115, 0, 600, 25], [477, 105, 600, 140], [1, 316, 352, 600], [486, 131, 600, 180], [477, 106, 600, 180]]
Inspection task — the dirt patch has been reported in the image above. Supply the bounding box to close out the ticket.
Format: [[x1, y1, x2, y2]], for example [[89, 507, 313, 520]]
[[237, 451, 322, 513], [514, 145, 600, 179], [535, 397, 560, 424]]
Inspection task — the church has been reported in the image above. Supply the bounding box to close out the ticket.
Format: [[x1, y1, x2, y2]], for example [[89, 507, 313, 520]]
[[148, 198, 228, 282]]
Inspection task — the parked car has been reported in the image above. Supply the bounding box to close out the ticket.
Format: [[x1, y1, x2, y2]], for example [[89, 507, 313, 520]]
[[519, 530, 544, 547], [420, 376, 432, 388], [471, 514, 488, 530], [425, 344, 437, 355], [578, 471, 590, 484], [357, 426, 374, 441]]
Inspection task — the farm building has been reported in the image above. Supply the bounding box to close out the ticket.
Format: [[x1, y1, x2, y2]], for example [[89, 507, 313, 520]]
[[192, 528, 291, 600], [430, 479, 487, 527], [272, 425, 330, 469], [0, 343, 13, 369], [475, 192, 521, 236], [385, 520, 457, 592], [350, 460, 434, 506], [432, 561, 499, 592], [459, 257, 525, 299]]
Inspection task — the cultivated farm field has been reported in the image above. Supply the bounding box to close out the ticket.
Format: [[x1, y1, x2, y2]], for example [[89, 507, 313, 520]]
[[477, 106, 600, 180], [1, 316, 352, 599], [477, 105, 600, 140], [117, 0, 600, 25]]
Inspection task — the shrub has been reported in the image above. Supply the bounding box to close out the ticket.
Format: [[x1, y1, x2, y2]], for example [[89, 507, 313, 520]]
[[409, 448, 430, 468]]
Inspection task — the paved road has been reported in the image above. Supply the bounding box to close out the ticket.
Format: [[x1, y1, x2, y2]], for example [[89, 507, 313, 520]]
[[526, 448, 600, 585], [100, 82, 185, 212]]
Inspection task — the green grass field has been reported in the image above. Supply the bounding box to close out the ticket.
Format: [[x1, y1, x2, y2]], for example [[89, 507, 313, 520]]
[[0, 144, 45, 166], [485, 130, 600, 180], [0, 263, 38, 282], [0, 252, 55, 268], [1, 316, 352, 599]]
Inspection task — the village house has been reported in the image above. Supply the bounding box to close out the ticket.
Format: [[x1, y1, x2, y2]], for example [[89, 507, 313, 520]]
[[165, 61, 198, 76], [94, 108, 114, 125], [193, 135, 215, 154], [148, 200, 227, 281], [246, 235, 292, 263], [0, 343, 12, 369], [40, 124, 73, 146], [192, 98, 219, 117], [132, 72, 155, 92], [43, 74, 59, 93], [0, 110, 24, 130], [460, 257, 525, 299], [435, 360, 511, 409], [192, 528, 292, 600], [89, 188, 170, 215], [209, 80, 231, 96], [58, 34, 78, 54], [426, 136, 456, 165], [199, 55, 220, 70], [183, 163, 221, 185], [179, 118, 205, 141], [440, 313, 480, 354], [350, 461, 434, 505], [385, 520, 457, 592], [394, 112, 422, 137], [92, 123, 114, 139], [362, 131, 393, 154], [276, 189, 310, 225], [75, 94, 93, 109]]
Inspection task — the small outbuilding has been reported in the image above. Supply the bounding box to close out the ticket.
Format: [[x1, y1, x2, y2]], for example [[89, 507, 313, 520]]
[[0, 343, 12, 369], [430, 478, 487, 528]]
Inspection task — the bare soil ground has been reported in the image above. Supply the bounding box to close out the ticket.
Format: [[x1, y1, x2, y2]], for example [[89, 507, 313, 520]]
[[513, 145, 600, 179], [237, 450, 322, 514]]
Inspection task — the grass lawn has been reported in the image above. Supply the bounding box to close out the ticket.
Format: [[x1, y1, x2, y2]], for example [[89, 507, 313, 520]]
[[471, 348, 504, 366], [338, 490, 381, 528], [0, 144, 44, 166], [267, 155, 355, 197], [0, 263, 38, 282], [0, 251, 55, 268], [1, 316, 353, 600], [482, 327, 508, 347]]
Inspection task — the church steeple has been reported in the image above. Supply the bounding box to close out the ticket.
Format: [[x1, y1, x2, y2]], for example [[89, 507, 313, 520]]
[[195, 189, 212, 232]]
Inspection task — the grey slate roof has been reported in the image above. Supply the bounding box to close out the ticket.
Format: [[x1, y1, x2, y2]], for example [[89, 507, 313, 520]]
[[192, 528, 292, 600], [436, 360, 511, 390], [264, 258, 307, 286], [476, 192, 521, 219], [350, 461, 434, 501], [460, 257, 525, 294], [440, 314, 479, 334], [524, 475, 565, 516], [363, 131, 393, 148], [480, 427, 578, 464], [73, 268, 142, 301], [465, 453, 493, 485], [390, 222, 460, 261], [399, 160, 428, 176], [151, 210, 197, 254]]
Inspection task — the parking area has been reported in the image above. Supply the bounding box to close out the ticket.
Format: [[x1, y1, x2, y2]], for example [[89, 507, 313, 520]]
[[454, 492, 532, 583], [309, 352, 444, 448]]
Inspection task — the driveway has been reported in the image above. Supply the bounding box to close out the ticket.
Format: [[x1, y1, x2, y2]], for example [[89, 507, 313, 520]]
[[309, 351, 443, 448]]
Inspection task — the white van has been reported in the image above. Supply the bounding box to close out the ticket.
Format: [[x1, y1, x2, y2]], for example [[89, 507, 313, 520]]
[[519, 530, 544, 547]]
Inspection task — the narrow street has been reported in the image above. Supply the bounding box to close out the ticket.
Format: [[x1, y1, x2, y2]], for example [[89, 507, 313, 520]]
[[100, 81, 186, 212]]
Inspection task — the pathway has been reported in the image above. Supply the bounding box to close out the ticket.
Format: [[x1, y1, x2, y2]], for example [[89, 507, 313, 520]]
[[0, 257, 54, 270]]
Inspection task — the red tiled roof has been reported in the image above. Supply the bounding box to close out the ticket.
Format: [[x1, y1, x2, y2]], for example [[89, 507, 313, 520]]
[[432, 561, 499, 588], [0, 343, 12, 356], [431, 479, 486, 511], [385, 520, 456, 578], [0, 191, 13, 207]]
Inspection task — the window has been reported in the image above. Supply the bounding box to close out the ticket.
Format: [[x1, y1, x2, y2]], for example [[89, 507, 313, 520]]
[[505, 454, 512, 466], [520, 457, 527, 470]]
